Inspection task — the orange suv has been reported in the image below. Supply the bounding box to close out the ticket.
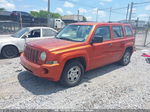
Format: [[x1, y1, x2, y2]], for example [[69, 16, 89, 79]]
[[20, 22, 135, 87]]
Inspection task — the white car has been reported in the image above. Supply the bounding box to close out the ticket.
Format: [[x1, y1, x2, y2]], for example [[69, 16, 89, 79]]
[[0, 27, 57, 58]]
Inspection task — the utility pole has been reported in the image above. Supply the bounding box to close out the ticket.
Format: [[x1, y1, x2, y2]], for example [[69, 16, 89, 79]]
[[144, 16, 150, 47], [129, 2, 134, 23], [47, 0, 50, 27], [96, 9, 99, 22], [109, 7, 112, 22], [126, 4, 130, 22], [77, 10, 80, 22], [19, 12, 22, 28], [48, 0, 50, 12]]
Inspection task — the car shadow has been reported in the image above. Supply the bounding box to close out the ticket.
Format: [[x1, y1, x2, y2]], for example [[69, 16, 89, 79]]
[[18, 63, 123, 95], [0, 55, 3, 59]]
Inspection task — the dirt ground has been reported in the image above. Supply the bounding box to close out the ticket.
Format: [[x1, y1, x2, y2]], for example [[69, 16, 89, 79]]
[[0, 34, 150, 109]]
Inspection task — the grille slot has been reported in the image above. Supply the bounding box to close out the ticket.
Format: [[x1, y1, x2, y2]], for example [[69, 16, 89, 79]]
[[24, 46, 40, 64]]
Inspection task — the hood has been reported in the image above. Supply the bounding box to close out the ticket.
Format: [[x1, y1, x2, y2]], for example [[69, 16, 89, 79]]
[[0, 35, 18, 42], [28, 38, 84, 52]]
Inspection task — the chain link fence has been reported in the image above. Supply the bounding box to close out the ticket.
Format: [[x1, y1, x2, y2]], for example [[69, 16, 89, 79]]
[[135, 25, 150, 49]]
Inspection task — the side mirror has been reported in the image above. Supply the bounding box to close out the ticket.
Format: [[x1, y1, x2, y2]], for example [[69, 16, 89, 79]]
[[91, 36, 103, 44], [22, 35, 28, 39]]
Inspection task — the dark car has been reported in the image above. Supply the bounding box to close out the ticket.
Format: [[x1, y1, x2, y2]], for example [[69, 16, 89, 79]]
[[10, 11, 34, 23]]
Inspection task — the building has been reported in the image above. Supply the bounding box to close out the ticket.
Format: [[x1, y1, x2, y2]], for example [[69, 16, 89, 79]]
[[118, 20, 146, 28], [61, 15, 85, 25]]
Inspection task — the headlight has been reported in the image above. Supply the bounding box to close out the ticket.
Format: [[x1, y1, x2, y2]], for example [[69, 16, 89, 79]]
[[40, 52, 47, 61]]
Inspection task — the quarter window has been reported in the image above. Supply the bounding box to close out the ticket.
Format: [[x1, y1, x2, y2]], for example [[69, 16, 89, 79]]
[[94, 26, 111, 41], [124, 26, 133, 37], [112, 26, 123, 38]]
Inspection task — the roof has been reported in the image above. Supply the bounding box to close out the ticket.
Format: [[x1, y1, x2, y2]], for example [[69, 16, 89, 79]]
[[71, 22, 130, 26], [0, 11, 11, 16], [25, 27, 57, 32]]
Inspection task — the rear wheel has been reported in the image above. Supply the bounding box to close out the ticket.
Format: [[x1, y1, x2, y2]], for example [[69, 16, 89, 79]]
[[1, 46, 19, 58], [60, 60, 84, 87], [119, 49, 132, 66]]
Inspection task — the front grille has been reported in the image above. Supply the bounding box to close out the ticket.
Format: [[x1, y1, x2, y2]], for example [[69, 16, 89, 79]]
[[24, 46, 41, 64]]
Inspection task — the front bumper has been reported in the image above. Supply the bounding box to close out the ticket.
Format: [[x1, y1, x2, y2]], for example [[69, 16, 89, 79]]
[[20, 53, 63, 81]]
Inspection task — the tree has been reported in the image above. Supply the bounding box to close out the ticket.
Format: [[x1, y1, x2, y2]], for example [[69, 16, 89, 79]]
[[30, 10, 61, 18], [0, 8, 5, 11], [83, 16, 87, 21]]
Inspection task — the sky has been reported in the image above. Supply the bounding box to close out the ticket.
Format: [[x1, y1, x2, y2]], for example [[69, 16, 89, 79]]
[[0, 0, 150, 22]]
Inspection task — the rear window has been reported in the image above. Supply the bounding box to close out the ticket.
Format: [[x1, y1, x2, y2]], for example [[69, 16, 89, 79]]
[[124, 26, 133, 37], [112, 26, 124, 38]]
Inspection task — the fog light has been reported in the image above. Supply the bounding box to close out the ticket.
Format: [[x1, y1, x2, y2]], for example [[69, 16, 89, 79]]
[[43, 68, 49, 74], [46, 61, 58, 64]]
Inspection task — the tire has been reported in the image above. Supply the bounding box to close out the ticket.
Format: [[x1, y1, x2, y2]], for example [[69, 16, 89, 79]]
[[60, 60, 84, 87], [1, 46, 19, 58], [119, 49, 132, 66]]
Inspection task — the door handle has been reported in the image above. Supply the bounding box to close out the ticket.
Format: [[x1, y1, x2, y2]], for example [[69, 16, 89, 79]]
[[108, 43, 112, 46], [121, 41, 125, 44]]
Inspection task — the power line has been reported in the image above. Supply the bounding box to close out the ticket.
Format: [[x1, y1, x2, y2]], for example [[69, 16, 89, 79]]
[[134, 1, 150, 5], [111, 11, 126, 15]]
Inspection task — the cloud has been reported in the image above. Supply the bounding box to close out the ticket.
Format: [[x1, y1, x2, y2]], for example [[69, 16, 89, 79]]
[[145, 5, 150, 10], [55, 8, 63, 13], [64, 1, 74, 8], [99, 2, 105, 5], [92, 8, 106, 17], [99, 0, 112, 2], [0, 0, 16, 10], [86, 16, 93, 21], [66, 11, 73, 15], [79, 8, 87, 13]]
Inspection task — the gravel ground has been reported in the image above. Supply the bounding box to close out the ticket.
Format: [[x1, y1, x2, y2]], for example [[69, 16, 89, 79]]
[[0, 49, 150, 109]]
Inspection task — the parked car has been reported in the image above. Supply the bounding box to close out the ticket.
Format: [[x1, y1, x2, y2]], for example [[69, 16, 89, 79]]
[[10, 11, 34, 23], [20, 22, 135, 87], [0, 27, 57, 58]]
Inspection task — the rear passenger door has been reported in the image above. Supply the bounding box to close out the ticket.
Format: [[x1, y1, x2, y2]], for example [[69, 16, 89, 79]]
[[42, 28, 57, 38], [111, 25, 125, 62]]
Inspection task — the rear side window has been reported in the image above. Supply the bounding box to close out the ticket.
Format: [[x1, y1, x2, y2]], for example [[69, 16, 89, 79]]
[[124, 26, 133, 37], [112, 26, 123, 38], [94, 26, 111, 41], [42, 29, 56, 37]]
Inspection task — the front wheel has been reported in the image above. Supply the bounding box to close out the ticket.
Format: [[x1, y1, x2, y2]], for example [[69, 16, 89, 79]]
[[119, 49, 132, 66], [60, 60, 84, 87], [1, 46, 19, 58]]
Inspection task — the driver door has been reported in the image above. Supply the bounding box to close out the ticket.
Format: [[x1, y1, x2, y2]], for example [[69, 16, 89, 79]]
[[25, 28, 42, 43], [90, 26, 114, 69]]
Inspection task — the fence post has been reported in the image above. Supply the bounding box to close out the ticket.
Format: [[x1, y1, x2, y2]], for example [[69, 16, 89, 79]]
[[135, 17, 139, 37], [144, 16, 150, 47]]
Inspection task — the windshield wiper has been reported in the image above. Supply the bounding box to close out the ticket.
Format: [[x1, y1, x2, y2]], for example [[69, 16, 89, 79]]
[[57, 37, 74, 41]]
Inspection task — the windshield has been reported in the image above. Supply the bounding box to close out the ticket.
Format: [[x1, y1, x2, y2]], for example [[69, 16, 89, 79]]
[[12, 28, 29, 38], [56, 25, 93, 42]]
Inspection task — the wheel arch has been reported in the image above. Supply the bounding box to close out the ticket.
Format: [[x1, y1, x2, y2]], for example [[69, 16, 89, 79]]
[[64, 56, 87, 70], [1, 44, 19, 54], [126, 46, 134, 53]]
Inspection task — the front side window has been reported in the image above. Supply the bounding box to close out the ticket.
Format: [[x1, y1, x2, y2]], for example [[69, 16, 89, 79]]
[[112, 26, 123, 38], [56, 25, 93, 42], [124, 26, 133, 37], [28, 29, 41, 38], [42, 29, 56, 37], [94, 26, 111, 41]]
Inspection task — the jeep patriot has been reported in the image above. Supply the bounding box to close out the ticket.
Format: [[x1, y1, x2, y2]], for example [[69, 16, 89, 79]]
[[20, 22, 135, 87]]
